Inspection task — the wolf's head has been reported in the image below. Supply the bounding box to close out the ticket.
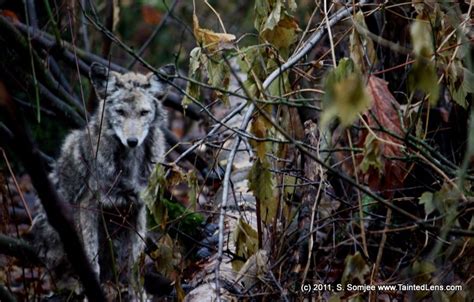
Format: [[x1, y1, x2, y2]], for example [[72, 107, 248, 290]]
[[90, 63, 175, 148]]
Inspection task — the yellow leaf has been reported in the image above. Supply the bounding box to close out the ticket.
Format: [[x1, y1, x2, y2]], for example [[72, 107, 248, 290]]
[[359, 133, 383, 174], [232, 219, 258, 271], [410, 16, 433, 58], [262, 15, 299, 52], [193, 14, 235, 51], [250, 115, 268, 161], [322, 64, 371, 127]]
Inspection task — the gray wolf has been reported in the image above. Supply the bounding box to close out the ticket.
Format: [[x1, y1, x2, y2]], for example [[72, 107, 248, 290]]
[[30, 63, 174, 297]]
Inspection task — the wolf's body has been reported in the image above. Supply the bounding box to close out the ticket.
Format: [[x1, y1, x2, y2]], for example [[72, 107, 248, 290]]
[[30, 63, 173, 295]]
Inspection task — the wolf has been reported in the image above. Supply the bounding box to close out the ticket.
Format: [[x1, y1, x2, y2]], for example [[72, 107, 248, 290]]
[[30, 62, 174, 297]]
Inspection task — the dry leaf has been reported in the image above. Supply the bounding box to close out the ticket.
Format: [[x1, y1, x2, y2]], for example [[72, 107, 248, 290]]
[[193, 14, 235, 51], [358, 76, 407, 195]]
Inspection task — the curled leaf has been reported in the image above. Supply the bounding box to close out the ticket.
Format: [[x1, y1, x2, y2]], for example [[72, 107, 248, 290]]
[[193, 14, 235, 51], [232, 219, 259, 271], [350, 11, 377, 73]]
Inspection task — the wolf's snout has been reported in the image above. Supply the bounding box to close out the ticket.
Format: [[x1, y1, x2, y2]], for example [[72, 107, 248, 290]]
[[127, 137, 139, 148]]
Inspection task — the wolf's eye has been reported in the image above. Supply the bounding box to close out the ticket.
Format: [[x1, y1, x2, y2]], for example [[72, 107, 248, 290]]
[[140, 110, 150, 117], [116, 109, 125, 116]]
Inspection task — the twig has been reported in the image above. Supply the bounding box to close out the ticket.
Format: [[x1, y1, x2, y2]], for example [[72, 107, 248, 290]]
[[324, 1, 337, 67], [369, 208, 391, 302], [80, 0, 91, 52], [42, 0, 62, 46], [25, 0, 38, 29], [346, 130, 368, 257], [101, 0, 116, 57], [1, 149, 33, 224]]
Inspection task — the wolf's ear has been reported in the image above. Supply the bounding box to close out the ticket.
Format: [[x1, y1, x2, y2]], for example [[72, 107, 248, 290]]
[[90, 62, 117, 98], [147, 64, 175, 99]]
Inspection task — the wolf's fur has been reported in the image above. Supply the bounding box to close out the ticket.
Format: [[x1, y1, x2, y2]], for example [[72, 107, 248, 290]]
[[30, 63, 173, 294]]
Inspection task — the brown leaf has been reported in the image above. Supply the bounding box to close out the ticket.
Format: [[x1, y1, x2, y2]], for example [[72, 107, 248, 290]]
[[261, 15, 299, 51], [193, 14, 235, 51], [358, 76, 407, 195]]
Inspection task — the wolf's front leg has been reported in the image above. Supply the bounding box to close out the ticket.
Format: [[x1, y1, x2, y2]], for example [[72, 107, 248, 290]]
[[113, 203, 146, 298], [79, 204, 100, 278], [132, 204, 147, 264]]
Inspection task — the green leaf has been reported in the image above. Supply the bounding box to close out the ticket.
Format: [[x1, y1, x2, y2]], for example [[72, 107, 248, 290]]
[[189, 47, 202, 74], [409, 16, 439, 105], [463, 67, 474, 93], [361, 194, 376, 212], [359, 133, 383, 174], [182, 47, 204, 108], [418, 185, 459, 216], [254, 0, 271, 30], [408, 59, 439, 105], [419, 191, 436, 215], [185, 170, 199, 210], [207, 55, 231, 105], [449, 84, 467, 108], [267, 71, 290, 98], [142, 165, 168, 228], [321, 59, 371, 127], [248, 158, 276, 224], [142, 165, 203, 236]]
